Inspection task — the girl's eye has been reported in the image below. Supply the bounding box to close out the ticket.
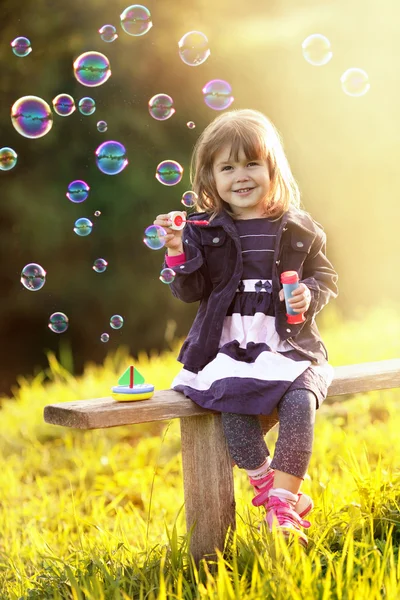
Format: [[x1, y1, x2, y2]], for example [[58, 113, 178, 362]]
[[248, 162, 259, 166], [221, 165, 232, 171]]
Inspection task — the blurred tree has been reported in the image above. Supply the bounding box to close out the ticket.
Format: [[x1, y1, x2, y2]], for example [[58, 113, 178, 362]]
[[0, 0, 399, 394]]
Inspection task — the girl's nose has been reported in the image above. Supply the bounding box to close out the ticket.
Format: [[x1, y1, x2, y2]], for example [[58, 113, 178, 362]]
[[235, 170, 250, 181]]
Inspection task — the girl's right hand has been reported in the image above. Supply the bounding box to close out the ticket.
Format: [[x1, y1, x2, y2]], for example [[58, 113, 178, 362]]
[[153, 212, 186, 252]]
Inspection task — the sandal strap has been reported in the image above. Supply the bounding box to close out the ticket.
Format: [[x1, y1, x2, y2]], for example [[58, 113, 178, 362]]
[[249, 471, 274, 506], [267, 497, 311, 529], [252, 485, 305, 508]]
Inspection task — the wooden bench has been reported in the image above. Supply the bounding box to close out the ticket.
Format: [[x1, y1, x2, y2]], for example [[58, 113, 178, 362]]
[[44, 359, 400, 564]]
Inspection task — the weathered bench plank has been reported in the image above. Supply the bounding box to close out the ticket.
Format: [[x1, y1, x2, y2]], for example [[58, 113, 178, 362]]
[[44, 359, 400, 429]]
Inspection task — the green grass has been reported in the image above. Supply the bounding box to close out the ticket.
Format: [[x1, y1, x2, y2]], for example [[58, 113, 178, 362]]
[[0, 303, 399, 599]]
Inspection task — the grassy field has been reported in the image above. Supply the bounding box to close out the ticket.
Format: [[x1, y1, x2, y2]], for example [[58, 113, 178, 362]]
[[0, 303, 399, 599]]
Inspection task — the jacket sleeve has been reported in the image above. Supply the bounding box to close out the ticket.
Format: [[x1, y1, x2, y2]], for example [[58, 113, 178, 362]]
[[163, 225, 211, 303], [301, 229, 338, 319]]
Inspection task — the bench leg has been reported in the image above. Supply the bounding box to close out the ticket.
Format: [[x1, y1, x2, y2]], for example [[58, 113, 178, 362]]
[[180, 414, 236, 565]]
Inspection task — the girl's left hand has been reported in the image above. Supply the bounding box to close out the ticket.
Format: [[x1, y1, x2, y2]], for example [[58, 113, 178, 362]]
[[279, 283, 312, 313]]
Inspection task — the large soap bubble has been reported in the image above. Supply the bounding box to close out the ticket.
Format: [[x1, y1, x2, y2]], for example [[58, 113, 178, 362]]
[[78, 97, 96, 116], [99, 24, 118, 43], [120, 5, 153, 36], [202, 80, 234, 110], [66, 180, 90, 203], [0, 147, 18, 171], [93, 258, 108, 273], [178, 31, 210, 66], [143, 224, 167, 250], [302, 34, 332, 66], [11, 96, 53, 139], [155, 160, 183, 186], [340, 68, 370, 97], [148, 94, 175, 121], [74, 218, 93, 236], [11, 37, 32, 57], [181, 190, 198, 208], [21, 263, 46, 291], [97, 120, 108, 132], [110, 315, 124, 329], [159, 268, 176, 284], [73, 51, 111, 87], [95, 140, 128, 175], [48, 312, 69, 333], [52, 94, 76, 117]]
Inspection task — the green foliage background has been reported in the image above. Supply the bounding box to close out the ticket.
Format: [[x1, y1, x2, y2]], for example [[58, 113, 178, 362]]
[[1, 0, 399, 393]]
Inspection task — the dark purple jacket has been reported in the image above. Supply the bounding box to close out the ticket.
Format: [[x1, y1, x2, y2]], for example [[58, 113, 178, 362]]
[[165, 207, 338, 371]]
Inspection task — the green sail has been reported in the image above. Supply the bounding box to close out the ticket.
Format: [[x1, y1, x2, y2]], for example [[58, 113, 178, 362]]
[[118, 366, 145, 386]]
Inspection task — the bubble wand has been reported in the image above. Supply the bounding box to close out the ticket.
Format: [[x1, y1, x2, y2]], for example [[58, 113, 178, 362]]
[[168, 210, 209, 230]]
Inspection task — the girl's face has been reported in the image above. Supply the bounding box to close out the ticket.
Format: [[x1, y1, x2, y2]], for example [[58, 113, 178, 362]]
[[212, 145, 271, 219]]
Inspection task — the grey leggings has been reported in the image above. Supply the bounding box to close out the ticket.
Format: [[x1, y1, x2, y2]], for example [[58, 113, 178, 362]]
[[221, 389, 316, 479]]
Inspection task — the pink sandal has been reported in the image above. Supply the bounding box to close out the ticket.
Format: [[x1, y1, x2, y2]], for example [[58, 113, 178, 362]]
[[264, 495, 311, 547], [249, 469, 313, 518]]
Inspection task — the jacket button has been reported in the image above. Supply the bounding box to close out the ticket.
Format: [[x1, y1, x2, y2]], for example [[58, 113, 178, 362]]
[[275, 260, 280, 266], [296, 241, 304, 248], [179, 265, 185, 269], [212, 237, 220, 243], [286, 328, 291, 333]]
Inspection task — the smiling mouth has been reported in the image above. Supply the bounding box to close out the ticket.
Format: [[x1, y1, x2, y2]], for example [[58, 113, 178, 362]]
[[234, 187, 254, 193]]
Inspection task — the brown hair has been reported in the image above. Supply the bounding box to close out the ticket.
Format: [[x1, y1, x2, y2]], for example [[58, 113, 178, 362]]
[[190, 109, 301, 220]]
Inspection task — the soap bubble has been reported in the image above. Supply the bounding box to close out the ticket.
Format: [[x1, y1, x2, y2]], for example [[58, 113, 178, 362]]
[[178, 31, 210, 66], [120, 5, 153, 36], [94, 210, 101, 217], [48, 312, 69, 334], [11, 96, 53, 139], [0, 147, 18, 171], [302, 34, 332, 66], [11, 37, 32, 57], [110, 315, 124, 329], [155, 160, 183, 186], [101, 333, 110, 343], [148, 94, 175, 121], [78, 97, 96, 116], [52, 94, 76, 117], [186, 121, 196, 129], [74, 217, 93, 236], [159, 268, 176, 284], [181, 190, 198, 208], [97, 120, 108, 132], [143, 224, 167, 250], [73, 51, 111, 87], [66, 180, 90, 203], [340, 68, 370, 97], [95, 140, 128, 175], [21, 263, 46, 291], [93, 258, 108, 273], [99, 24, 118, 43], [202, 80, 234, 110]]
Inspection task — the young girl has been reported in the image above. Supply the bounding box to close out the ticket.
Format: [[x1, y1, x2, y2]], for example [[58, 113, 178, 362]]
[[153, 109, 338, 547]]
